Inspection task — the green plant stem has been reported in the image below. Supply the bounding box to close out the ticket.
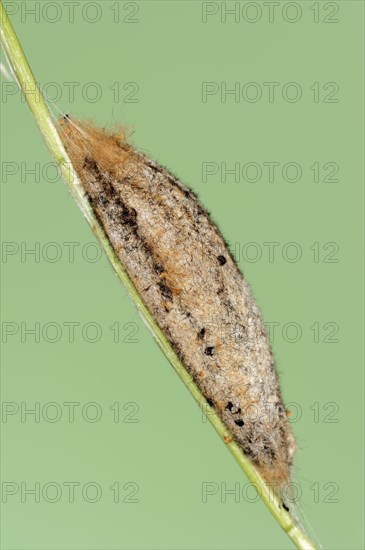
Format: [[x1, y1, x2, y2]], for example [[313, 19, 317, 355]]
[[0, 3, 318, 549]]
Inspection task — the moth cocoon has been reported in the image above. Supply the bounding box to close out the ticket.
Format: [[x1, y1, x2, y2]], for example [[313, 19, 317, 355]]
[[59, 118, 296, 491]]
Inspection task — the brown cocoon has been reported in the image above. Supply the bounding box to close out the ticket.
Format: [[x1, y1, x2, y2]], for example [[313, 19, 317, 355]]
[[59, 118, 296, 490]]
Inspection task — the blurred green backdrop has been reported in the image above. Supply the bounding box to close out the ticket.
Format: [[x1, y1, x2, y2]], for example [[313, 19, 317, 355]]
[[1, 1, 364, 549]]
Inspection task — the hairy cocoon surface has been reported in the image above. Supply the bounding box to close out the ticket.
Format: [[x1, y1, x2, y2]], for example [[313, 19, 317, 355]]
[[59, 118, 296, 488]]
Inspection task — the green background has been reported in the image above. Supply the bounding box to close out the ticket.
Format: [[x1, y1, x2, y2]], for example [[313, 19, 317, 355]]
[[1, 1, 364, 549]]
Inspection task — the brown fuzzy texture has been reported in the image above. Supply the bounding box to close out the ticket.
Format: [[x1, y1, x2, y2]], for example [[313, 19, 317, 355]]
[[59, 118, 296, 488]]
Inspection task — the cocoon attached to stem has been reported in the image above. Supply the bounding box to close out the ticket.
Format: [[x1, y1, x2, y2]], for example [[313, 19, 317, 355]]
[[0, 3, 319, 548], [59, 117, 296, 491]]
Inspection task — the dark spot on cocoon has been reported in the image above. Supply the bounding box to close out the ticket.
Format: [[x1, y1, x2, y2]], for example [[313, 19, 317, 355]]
[[264, 444, 276, 461], [118, 202, 137, 228], [234, 419, 244, 427], [153, 262, 164, 274], [217, 255, 227, 265], [98, 196, 109, 207], [83, 156, 98, 172], [204, 346, 214, 356], [226, 401, 242, 414], [198, 327, 206, 339], [158, 281, 173, 302], [283, 503, 289, 512]]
